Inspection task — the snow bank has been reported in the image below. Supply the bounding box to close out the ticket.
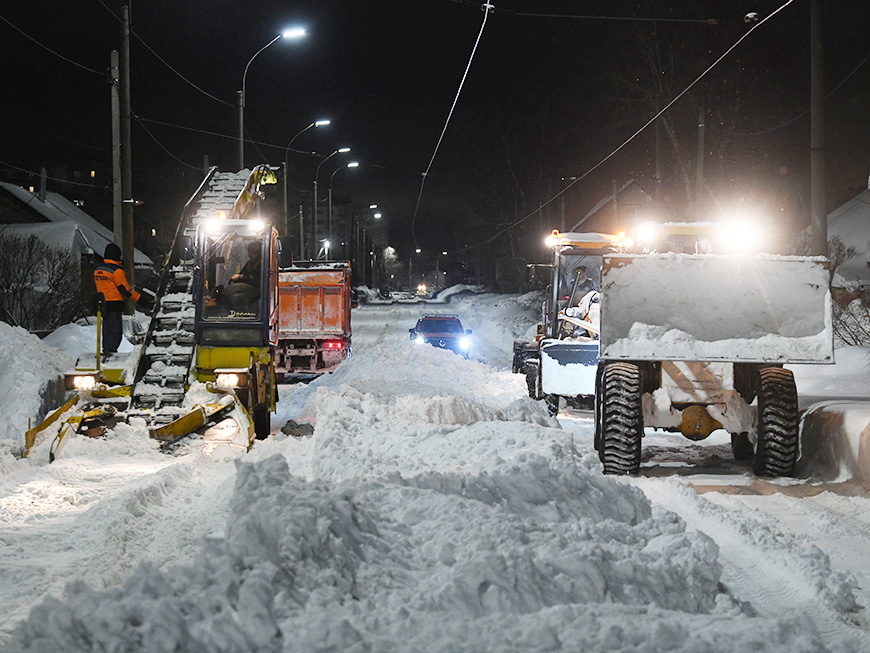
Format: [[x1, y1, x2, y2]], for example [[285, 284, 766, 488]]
[[8, 450, 828, 652], [0, 323, 72, 452]]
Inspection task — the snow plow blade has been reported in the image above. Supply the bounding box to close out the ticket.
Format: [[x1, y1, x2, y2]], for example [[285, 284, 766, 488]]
[[148, 394, 247, 444], [599, 254, 833, 364], [24, 394, 80, 458]]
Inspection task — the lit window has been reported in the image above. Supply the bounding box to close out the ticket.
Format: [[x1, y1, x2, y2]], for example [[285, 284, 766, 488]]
[[151, 229, 156, 237], [90, 170, 96, 178]]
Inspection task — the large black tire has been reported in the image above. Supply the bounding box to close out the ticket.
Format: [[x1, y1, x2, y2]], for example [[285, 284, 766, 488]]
[[545, 394, 560, 417], [253, 404, 271, 440], [753, 367, 799, 477], [599, 362, 644, 475], [524, 361, 540, 400], [731, 432, 754, 460]]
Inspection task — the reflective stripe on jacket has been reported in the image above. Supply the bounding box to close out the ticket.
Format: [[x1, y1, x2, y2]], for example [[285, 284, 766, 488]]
[[94, 258, 140, 303]]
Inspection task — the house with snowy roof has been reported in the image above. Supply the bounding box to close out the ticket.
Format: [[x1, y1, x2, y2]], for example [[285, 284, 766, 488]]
[[825, 177, 870, 302], [0, 181, 152, 268]]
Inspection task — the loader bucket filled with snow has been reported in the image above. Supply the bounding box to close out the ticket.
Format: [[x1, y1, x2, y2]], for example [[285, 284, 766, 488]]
[[599, 254, 833, 364]]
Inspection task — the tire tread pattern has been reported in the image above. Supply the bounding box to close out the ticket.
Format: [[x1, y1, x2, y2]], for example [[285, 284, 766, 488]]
[[753, 367, 799, 477], [600, 362, 643, 475]]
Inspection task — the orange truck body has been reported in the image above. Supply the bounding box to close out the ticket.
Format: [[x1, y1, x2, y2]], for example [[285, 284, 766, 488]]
[[275, 263, 352, 377]]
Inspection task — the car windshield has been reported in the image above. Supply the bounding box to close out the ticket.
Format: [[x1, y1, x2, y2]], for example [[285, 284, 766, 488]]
[[419, 319, 462, 334]]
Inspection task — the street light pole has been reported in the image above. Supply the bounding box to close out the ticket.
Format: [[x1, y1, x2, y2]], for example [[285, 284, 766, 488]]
[[313, 147, 349, 256], [239, 27, 306, 171], [329, 161, 358, 250], [283, 119, 329, 257]]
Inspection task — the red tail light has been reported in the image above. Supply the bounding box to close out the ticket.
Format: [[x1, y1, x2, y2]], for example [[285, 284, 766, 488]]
[[323, 341, 344, 350]]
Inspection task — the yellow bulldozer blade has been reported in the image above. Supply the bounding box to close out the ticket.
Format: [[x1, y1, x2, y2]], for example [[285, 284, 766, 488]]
[[149, 394, 237, 444], [25, 394, 80, 458], [48, 405, 118, 463]]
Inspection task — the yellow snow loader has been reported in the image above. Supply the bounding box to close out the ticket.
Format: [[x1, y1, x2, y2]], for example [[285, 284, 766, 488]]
[[26, 166, 280, 461]]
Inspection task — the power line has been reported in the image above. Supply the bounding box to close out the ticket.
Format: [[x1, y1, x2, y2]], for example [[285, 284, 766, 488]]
[[443, 0, 718, 24], [450, 0, 797, 257], [411, 2, 495, 247], [0, 161, 111, 189], [0, 13, 105, 76], [96, 0, 234, 108], [732, 50, 870, 137], [132, 114, 202, 171]]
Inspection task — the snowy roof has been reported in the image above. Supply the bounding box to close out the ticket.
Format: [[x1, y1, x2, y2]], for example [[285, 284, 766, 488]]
[[0, 182, 152, 266], [826, 186, 870, 284]]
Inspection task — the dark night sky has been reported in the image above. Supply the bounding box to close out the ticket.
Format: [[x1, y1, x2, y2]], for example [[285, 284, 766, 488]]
[[1, 1, 868, 261]]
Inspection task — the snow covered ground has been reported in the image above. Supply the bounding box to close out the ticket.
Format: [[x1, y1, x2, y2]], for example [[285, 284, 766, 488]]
[[2, 291, 870, 651]]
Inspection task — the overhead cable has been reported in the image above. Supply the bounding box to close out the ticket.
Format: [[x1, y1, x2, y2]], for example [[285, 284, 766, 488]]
[[451, 0, 797, 256], [411, 2, 495, 247]]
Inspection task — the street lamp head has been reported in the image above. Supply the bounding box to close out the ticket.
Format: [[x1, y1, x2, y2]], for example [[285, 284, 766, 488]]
[[415, 248, 421, 253], [282, 27, 306, 39], [347, 161, 359, 168], [373, 212, 382, 219], [338, 147, 351, 153], [369, 204, 378, 209], [315, 119, 331, 127]]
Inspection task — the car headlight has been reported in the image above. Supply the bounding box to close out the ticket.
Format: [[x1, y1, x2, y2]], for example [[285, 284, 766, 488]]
[[415, 335, 426, 344], [459, 337, 470, 350]]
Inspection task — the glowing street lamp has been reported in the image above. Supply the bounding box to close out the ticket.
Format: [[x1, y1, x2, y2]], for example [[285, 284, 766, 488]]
[[313, 147, 350, 249], [329, 161, 359, 244], [283, 118, 330, 257], [239, 27, 306, 170]]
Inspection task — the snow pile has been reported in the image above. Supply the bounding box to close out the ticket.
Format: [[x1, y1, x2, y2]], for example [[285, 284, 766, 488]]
[[6, 450, 826, 652], [276, 340, 540, 423], [428, 283, 487, 303], [0, 323, 72, 452]]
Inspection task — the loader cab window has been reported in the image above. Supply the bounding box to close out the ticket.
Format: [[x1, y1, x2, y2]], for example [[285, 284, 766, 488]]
[[201, 234, 265, 321], [559, 253, 602, 308]]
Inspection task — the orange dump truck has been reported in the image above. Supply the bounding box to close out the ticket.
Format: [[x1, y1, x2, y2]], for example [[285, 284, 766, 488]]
[[275, 261, 352, 379]]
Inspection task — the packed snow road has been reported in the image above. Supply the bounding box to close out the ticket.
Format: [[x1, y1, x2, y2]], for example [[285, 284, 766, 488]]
[[1, 290, 869, 651]]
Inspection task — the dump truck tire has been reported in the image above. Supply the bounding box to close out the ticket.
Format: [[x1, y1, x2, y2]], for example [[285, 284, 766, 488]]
[[753, 367, 799, 477], [600, 362, 643, 475], [731, 432, 754, 460]]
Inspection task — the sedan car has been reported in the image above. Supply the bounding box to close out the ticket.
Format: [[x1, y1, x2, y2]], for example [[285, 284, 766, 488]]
[[409, 315, 472, 358]]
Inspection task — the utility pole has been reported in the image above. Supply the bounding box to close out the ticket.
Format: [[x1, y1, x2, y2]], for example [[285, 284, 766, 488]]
[[110, 51, 121, 246], [120, 6, 134, 287], [810, 0, 827, 257], [695, 103, 706, 212]]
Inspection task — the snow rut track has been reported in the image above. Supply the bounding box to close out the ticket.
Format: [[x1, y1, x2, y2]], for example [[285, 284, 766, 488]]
[[637, 478, 870, 649]]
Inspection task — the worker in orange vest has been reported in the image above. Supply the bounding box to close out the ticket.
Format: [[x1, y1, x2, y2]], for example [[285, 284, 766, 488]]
[[93, 243, 150, 354]]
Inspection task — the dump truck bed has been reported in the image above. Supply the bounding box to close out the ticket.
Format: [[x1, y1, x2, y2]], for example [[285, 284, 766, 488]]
[[599, 253, 833, 364], [277, 267, 350, 337]]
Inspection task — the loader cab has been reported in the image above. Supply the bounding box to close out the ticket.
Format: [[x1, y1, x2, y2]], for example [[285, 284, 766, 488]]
[[544, 231, 623, 339], [193, 218, 279, 348]]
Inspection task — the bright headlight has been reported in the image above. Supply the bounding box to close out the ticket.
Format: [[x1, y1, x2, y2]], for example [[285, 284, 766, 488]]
[[73, 375, 97, 390], [718, 221, 765, 253], [215, 373, 240, 388], [635, 221, 660, 245], [459, 337, 470, 350], [249, 219, 265, 233], [415, 335, 425, 344]]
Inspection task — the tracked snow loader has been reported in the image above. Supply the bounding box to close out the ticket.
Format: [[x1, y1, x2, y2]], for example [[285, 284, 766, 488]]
[[512, 231, 625, 415], [25, 166, 281, 460], [594, 221, 833, 477]]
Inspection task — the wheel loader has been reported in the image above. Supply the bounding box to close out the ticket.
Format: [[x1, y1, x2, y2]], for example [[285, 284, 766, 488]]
[[594, 221, 833, 477]]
